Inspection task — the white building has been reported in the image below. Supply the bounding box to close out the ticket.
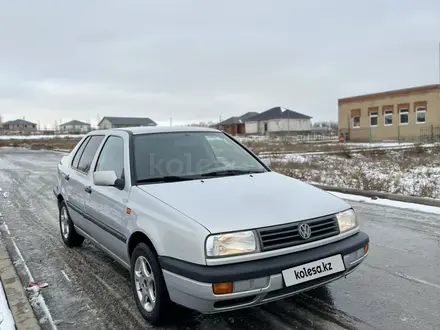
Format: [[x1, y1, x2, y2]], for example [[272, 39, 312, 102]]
[[244, 107, 312, 135], [98, 116, 156, 129], [59, 120, 91, 134]]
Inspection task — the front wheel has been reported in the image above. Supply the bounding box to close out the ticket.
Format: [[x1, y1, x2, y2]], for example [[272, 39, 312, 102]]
[[131, 243, 173, 325], [59, 200, 84, 247]]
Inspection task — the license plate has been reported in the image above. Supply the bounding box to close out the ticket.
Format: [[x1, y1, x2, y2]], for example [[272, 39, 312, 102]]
[[282, 255, 345, 287]]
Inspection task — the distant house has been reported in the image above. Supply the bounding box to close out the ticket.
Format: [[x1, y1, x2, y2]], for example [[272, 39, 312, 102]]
[[218, 112, 259, 135], [98, 117, 157, 130], [244, 107, 312, 135], [59, 120, 91, 134], [2, 119, 37, 134]]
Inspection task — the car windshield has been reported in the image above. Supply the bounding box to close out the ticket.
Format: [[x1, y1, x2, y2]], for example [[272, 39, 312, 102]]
[[133, 131, 266, 183]]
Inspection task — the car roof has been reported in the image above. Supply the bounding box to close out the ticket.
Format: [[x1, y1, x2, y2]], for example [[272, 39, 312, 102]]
[[90, 125, 221, 136]]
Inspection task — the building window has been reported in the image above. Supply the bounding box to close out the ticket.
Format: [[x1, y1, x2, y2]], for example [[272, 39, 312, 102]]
[[416, 107, 426, 124], [399, 109, 409, 125], [370, 111, 378, 127], [384, 110, 393, 126], [352, 116, 360, 128]]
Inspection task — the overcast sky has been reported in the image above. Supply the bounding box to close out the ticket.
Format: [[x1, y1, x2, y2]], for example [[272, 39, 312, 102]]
[[1, 0, 440, 128]]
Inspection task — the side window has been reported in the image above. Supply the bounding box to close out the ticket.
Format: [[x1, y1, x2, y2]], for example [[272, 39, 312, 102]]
[[94, 136, 125, 179], [77, 135, 105, 173], [71, 137, 91, 169]]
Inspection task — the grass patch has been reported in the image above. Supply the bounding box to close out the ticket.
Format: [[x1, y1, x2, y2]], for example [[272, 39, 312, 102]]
[[0, 137, 82, 150], [269, 148, 440, 198]]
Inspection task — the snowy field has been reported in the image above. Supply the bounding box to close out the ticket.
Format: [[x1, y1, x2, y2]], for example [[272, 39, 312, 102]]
[[269, 146, 440, 198]]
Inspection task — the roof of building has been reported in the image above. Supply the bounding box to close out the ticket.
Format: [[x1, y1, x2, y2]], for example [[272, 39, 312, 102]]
[[92, 126, 220, 135], [98, 116, 157, 127], [338, 84, 440, 105], [245, 107, 312, 121], [3, 119, 37, 125], [60, 120, 90, 126], [219, 112, 259, 125]]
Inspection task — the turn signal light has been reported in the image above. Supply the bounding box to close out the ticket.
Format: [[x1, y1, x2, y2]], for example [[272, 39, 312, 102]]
[[364, 243, 369, 255], [212, 282, 233, 295]]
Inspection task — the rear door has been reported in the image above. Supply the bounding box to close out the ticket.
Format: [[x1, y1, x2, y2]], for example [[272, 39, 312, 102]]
[[64, 136, 90, 227], [66, 134, 105, 232], [84, 132, 130, 261]]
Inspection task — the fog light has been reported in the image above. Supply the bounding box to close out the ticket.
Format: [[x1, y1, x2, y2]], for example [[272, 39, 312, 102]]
[[212, 282, 233, 295], [364, 243, 369, 255]]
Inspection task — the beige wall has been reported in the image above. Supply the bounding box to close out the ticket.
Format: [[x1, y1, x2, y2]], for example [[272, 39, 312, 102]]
[[338, 89, 440, 141]]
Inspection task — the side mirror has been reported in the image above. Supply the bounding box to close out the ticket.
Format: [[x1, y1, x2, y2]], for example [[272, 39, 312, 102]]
[[261, 158, 271, 167], [94, 171, 125, 190]]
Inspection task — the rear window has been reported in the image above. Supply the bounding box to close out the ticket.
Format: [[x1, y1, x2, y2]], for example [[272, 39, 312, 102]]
[[71, 137, 90, 169], [76, 135, 104, 173]]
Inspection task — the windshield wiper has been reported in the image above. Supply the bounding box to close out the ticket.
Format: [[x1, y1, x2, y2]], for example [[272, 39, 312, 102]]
[[200, 169, 264, 177], [137, 176, 196, 184]]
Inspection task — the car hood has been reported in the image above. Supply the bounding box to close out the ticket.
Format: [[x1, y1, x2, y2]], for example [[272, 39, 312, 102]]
[[138, 172, 351, 233]]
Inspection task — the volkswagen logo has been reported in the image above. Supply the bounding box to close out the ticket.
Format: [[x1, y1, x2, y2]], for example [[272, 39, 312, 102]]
[[298, 223, 312, 239]]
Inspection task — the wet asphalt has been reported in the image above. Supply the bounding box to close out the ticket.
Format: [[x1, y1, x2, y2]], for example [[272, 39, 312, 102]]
[[0, 148, 439, 330]]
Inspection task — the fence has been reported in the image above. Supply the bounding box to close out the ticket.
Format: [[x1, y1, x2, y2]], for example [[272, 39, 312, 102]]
[[338, 125, 440, 143], [420, 125, 440, 143]]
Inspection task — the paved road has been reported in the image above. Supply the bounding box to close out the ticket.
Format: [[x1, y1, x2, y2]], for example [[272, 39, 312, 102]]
[[0, 148, 439, 330]]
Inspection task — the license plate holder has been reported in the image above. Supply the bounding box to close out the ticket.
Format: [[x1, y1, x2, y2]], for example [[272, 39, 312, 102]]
[[282, 254, 346, 287]]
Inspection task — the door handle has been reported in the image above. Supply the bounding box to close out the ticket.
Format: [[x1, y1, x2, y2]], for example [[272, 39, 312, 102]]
[[64, 174, 70, 181], [84, 186, 92, 194]]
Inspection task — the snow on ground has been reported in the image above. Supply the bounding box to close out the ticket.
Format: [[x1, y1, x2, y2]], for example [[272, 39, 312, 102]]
[[330, 191, 440, 215], [235, 134, 338, 144], [342, 142, 414, 148], [269, 147, 440, 199], [0, 280, 15, 329], [0, 134, 83, 140]]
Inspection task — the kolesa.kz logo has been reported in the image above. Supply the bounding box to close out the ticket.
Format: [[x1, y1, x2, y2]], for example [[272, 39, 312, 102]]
[[294, 261, 333, 279]]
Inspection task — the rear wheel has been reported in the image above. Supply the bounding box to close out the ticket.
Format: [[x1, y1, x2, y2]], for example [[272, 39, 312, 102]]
[[59, 200, 84, 247], [131, 243, 173, 325]]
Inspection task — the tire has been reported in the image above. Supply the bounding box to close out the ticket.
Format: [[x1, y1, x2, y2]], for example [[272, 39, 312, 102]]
[[59, 200, 85, 247], [130, 243, 173, 325]]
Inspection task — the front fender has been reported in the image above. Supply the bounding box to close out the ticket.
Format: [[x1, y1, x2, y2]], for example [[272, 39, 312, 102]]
[[127, 187, 210, 265]]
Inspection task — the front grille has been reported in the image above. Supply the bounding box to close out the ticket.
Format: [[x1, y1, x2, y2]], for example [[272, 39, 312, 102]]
[[257, 214, 340, 251]]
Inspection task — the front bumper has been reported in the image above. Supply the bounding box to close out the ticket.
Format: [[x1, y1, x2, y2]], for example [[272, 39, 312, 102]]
[[160, 231, 369, 313]]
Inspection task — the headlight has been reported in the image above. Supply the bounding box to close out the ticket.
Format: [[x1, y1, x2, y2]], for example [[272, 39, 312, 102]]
[[336, 209, 358, 232], [206, 231, 259, 257]]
